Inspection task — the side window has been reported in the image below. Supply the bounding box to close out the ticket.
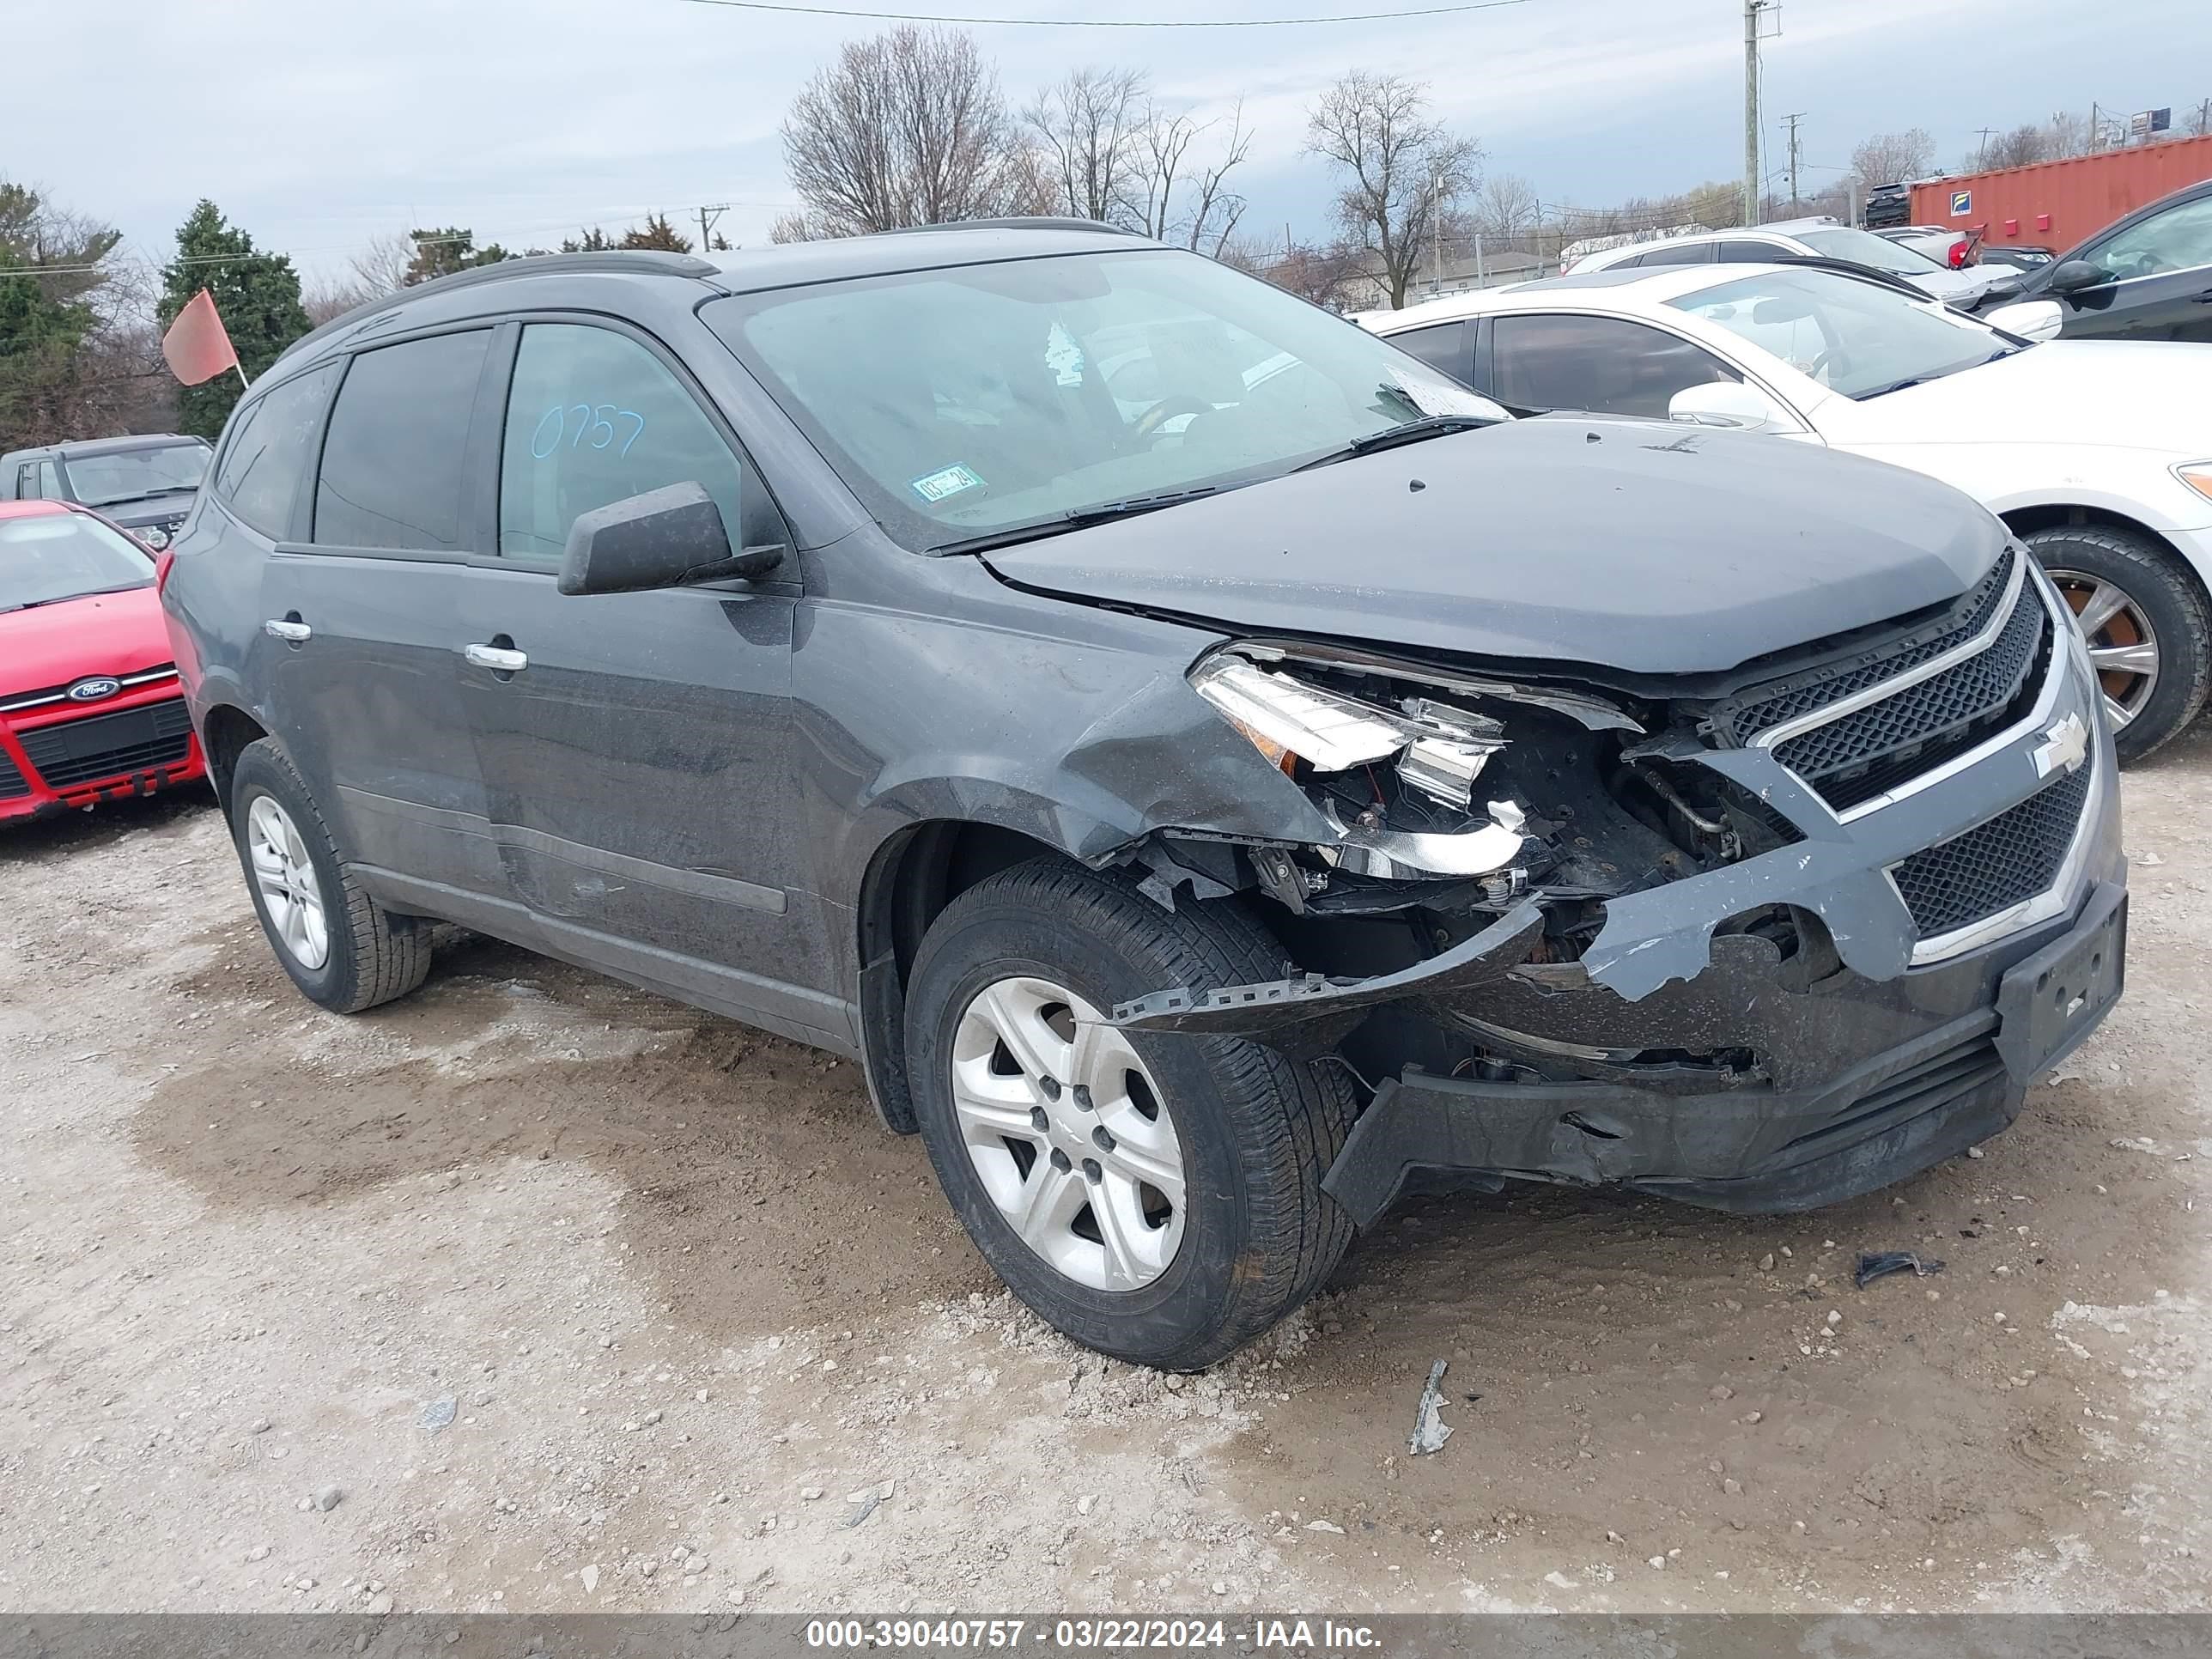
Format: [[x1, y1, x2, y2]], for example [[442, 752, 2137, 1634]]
[[314, 331, 491, 552], [210, 363, 339, 539], [1490, 313, 1741, 419], [1386, 321, 1471, 385], [497, 323, 750, 565], [1638, 241, 1713, 266], [2087, 196, 2212, 279], [36, 460, 59, 499], [1717, 240, 1783, 263]]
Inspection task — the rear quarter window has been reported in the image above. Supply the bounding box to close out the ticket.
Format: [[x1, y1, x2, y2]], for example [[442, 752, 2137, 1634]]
[[210, 363, 340, 538]]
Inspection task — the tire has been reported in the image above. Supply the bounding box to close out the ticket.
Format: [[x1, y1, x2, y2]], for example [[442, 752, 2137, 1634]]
[[227, 739, 433, 1014], [904, 858, 1356, 1370], [2023, 523, 2212, 763]]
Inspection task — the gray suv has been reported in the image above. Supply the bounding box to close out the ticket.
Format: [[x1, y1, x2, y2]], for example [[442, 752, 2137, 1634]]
[[161, 224, 2125, 1369], [3, 433, 212, 548]]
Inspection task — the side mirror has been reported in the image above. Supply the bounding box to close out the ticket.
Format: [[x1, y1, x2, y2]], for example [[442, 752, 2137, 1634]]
[[1668, 380, 1783, 433], [2046, 259, 2108, 295], [556, 482, 783, 597], [1983, 299, 2064, 343]]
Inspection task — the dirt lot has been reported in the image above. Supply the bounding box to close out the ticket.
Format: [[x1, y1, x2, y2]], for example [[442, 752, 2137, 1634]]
[[3, 732, 2209, 1617]]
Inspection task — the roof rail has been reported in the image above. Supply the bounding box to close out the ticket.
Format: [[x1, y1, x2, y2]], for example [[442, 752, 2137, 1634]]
[[883, 216, 1139, 238], [282, 250, 720, 363]]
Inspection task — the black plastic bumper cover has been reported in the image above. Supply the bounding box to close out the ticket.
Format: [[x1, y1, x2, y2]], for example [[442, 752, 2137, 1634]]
[[1321, 882, 2126, 1223]]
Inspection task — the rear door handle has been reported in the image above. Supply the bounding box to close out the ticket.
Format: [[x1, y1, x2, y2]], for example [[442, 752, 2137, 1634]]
[[464, 643, 529, 673], [263, 619, 312, 643]]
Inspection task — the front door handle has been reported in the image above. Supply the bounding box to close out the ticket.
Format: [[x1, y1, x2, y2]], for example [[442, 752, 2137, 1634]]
[[464, 643, 529, 673], [263, 619, 312, 643]]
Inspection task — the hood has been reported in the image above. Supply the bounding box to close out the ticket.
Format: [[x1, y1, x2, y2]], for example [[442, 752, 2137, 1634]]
[[982, 416, 2003, 678], [0, 585, 171, 700], [1850, 340, 2212, 453]]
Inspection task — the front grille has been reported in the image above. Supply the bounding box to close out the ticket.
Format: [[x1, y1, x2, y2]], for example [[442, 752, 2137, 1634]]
[[15, 698, 193, 790], [0, 748, 27, 800], [1719, 547, 2019, 744], [1888, 763, 2092, 939], [1774, 585, 2051, 811], [0, 662, 179, 714]]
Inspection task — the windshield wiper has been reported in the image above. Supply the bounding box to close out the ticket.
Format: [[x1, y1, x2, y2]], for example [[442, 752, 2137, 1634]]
[[3, 584, 149, 612], [1293, 414, 1497, 471], [929, 486, 1224, 556], [85, 488, 196, 508]]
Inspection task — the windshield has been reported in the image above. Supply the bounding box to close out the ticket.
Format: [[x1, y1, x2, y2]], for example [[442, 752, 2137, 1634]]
[[1670, 267, 2011, 399], [1794, 224, 1946, 276], [708, 248, 1504, 550], [62, 441, 210, 506], [0, 511, 155, 611]]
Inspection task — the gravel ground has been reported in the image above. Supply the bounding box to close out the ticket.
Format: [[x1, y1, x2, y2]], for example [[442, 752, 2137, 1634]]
[[3, 729, 2209, 1616]]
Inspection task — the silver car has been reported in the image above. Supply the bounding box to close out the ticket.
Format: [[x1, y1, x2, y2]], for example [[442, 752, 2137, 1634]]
[[1571, 216, 2015, 309]]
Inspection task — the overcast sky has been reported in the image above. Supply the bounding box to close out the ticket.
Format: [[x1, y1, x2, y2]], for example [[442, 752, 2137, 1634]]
[[10, 0, 2209, 287]]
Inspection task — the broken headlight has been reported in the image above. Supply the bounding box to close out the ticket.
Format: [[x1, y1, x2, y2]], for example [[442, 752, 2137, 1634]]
[[1191, 657, 1505, 812], [1191, 653, 1534, 884]]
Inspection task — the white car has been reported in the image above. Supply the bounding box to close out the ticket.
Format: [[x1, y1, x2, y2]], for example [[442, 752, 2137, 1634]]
[[1361, 263, 2212, 757], [1568, 216, 2015, 311]]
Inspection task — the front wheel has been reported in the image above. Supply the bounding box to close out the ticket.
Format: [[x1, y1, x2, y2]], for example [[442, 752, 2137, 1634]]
[[228, 739, 433, 1013], [2024, 523, 2212, 763], [903, 860, 1354, 1370]]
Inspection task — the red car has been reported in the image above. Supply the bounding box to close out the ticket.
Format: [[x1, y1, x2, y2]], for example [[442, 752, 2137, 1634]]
[[1, 499, 206, 823]]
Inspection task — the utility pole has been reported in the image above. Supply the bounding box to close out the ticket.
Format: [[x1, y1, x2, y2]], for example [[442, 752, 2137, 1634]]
[[1431, 167, 1444, 299], [1974, 126, 1996, 167], [2090, 102, 2103, 152], [1743, 0, 1776, 227], [1781, 112, 1805, 210], [2195, 98, 2211, 138], [694, 204, 729, 252]]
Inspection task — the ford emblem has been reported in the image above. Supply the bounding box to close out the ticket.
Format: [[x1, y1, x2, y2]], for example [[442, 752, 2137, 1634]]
[[67, 677, 122, 702]]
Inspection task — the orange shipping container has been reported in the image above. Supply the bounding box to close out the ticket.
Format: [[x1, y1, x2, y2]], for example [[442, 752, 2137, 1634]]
[[1908, 134, 2212, 252]]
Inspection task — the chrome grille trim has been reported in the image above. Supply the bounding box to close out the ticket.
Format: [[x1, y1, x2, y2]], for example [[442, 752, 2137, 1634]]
[[1750, 548, 2028, 754]]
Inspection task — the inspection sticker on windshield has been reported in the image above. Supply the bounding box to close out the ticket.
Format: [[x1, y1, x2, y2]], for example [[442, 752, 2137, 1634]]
[[910, 463, 985, 503]]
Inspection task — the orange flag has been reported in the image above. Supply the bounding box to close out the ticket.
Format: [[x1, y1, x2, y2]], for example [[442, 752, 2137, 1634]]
[[161, 289, 243, 387]]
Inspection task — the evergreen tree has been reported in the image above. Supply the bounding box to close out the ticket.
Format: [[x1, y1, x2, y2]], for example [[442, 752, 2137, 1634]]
[[402, 228, 515, 285], [157, 200, 311, 439], [0, 181, 122, 451]]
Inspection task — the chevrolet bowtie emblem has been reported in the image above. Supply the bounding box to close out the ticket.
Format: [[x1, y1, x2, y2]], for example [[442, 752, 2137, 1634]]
[[2033, 712, 2091, 778]]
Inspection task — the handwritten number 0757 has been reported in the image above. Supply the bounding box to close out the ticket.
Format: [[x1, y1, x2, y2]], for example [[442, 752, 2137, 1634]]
[[530, 403, 646, 460]]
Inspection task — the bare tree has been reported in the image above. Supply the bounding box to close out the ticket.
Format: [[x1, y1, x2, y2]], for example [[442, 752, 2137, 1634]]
[[780, 25, 1038, 237], [1978, 123, 2051, 170], [1132, 106, 1199, 240], [1258, 238, 1366, 310], [1024, 67, 1151, 225], [1305, 71, 1479, 308], [1468, 172, 1539, 246], [1182, 102, 1253, 255], [2042, 109, 2093, 157], [1849, 127, 1936, 190]]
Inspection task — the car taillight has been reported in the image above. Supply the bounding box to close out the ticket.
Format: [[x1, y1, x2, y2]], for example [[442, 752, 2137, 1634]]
[[155, 547, 177, 592], [1949, 239, 1969, 268]]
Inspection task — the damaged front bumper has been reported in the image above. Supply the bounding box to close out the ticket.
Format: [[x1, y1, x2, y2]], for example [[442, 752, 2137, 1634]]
[[1115, 585, 2127, 1223]]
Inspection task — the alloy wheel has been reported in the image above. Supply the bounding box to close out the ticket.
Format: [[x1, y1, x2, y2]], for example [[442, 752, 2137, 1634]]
[[2048, 568, 2160, 733], [949, 975, 1187, 1292], [246, 795, 331, 971]]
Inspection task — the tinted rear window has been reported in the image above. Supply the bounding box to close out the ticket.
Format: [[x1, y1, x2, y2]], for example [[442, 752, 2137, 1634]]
[[314, 331, 490, 551], [212, 363, 339, 538]]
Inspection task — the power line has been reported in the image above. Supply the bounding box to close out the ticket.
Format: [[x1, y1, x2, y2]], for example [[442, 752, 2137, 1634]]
[[673, 0, 1528, 24]]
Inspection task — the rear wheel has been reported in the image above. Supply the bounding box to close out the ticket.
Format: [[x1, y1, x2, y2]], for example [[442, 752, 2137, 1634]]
[[2024, 523, 2212, 763], [228, 740, 432, 1013], [904, 860, 1354, 1370]]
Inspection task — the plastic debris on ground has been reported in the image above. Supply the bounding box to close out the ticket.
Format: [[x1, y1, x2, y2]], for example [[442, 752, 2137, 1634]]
[[1855, 1250, 1946, 1290], [1408, 1358, 1454, 1455]]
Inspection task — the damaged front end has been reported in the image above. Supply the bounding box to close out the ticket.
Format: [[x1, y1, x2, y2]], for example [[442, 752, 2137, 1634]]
[[1109, 550, 2126, 1223]]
